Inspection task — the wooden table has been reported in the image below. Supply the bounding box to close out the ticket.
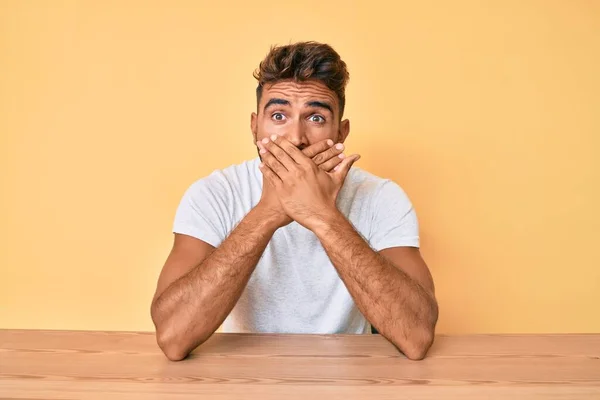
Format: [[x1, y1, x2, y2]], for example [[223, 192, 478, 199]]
[[1, 330, 599, 399]]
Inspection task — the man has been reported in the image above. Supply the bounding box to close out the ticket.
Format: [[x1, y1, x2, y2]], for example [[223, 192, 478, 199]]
[[150, 41, 438, 361]]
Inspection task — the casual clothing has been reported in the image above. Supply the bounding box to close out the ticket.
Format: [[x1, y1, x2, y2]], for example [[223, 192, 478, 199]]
[[173, 157, 419, 334]]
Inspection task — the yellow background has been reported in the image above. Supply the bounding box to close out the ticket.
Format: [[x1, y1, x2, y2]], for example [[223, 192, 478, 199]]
[[1, 0, 599, 334]]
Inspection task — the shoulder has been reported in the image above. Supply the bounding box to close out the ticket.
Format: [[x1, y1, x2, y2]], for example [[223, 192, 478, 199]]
[[344, 166, 412, 206]]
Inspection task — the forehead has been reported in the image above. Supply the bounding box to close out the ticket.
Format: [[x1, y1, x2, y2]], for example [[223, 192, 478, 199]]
[[261, 80, 338, 108]]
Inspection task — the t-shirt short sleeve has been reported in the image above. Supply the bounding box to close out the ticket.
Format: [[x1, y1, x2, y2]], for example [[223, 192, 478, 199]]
[[172, 176, 232, 248], [368, 180, 420, 251]]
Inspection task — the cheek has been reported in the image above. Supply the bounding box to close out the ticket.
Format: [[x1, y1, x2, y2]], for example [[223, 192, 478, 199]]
[[256, 118, 288, 139]]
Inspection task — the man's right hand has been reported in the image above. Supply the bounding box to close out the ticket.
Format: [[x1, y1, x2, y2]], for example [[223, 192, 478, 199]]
[[255, 139, 347, 229]]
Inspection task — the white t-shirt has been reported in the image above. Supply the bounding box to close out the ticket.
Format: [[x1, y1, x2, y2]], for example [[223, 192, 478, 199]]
[[173, 157, 419, 334]]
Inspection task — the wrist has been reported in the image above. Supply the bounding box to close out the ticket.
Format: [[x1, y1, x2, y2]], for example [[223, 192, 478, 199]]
[[251, 202, 286, 231], [308, 207, 346, 237]]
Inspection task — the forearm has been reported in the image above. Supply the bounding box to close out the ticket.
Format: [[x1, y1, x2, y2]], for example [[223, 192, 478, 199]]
[[312, 211, 438, 360], [151, 206, 278, 360]]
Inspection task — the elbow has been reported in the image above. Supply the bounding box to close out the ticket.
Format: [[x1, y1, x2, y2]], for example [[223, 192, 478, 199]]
[[151, 302, 192, 361], [156, 329, 190, 361], [383, 325, 434, 360], [390, 322, 436, 361], [162, 346, 188, 362], [153, 317, 212, 361], [402, 298, 438, 360], [401, 330, 434, 361]]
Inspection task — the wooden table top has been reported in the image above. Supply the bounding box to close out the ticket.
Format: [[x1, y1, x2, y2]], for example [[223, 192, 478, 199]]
[[1, 330, 599, 399]]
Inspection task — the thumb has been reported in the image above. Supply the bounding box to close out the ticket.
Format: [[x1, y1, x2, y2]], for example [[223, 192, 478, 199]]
[[334, 154, 361, 181]]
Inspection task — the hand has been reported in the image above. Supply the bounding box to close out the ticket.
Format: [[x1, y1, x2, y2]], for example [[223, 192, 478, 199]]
[[255, 138, 349, 229], [258, 135, 361, 231]]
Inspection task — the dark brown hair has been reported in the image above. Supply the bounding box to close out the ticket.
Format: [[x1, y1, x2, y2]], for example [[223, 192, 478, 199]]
[[253, 41, 350, 117]]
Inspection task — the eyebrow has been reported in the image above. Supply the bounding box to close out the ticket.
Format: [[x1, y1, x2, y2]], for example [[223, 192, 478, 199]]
[[263, 98, 334, 115], [305, 101, 333, 115], [264, 98, 290, 112]]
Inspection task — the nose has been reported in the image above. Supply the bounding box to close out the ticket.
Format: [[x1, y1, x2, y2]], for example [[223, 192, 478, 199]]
[[285, 119, 308, 149]]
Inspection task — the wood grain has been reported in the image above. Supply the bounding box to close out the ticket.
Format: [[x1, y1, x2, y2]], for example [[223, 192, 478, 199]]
[[1, 330, 599, 399]]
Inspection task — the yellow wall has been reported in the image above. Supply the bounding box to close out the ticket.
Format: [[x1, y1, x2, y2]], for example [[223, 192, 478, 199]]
[[1, 0, 599, 334]]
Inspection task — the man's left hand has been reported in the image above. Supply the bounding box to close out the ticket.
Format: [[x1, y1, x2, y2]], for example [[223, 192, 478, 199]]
[[258, 135, 360, 231]]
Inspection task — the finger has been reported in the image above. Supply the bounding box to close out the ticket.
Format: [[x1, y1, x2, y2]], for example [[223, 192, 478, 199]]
[[333, 154, 361, 181], [313, 142, 345, 166], [319, 153, 345, 172], [263, 135, 301, 170], [261, 149, 287, 178], [259, 161, 282, 186], [302, 139, 334, 159]]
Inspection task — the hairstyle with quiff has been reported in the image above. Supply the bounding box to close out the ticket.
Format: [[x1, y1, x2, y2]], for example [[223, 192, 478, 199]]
[[253, 41, 350, 117]]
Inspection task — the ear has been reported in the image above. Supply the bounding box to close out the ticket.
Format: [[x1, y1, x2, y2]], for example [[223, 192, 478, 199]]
[[338, 119, 350, 143], [251, 112, 258, 144]]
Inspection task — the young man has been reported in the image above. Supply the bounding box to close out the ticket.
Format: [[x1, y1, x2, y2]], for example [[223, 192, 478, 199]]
[[151, 42, 438, 361]]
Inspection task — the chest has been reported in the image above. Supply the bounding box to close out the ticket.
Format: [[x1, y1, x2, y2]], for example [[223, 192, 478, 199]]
[[248, 223, 341, 297]]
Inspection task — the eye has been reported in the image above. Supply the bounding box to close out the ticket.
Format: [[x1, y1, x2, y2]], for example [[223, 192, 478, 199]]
[[272, 113, 286, 121], [309, 115, 326, 123]]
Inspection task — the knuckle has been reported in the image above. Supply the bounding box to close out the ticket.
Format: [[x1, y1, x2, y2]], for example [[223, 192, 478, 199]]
[[317, 144, 328, 154], [302, 147, 314, 157], [321, 162, 334, 171], [269, 146, 280, 156]]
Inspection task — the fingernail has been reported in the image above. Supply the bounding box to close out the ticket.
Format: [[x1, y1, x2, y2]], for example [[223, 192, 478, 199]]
[[262, 138, 269, 144], [338, 153, 345, 159], [335, 143, 344, 150], [260, 148, 267, 154], [327, 139, 334, 146], [334, 165, 340, 171], [259, 163, 264, 168], [270, 134, 277, 141]]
